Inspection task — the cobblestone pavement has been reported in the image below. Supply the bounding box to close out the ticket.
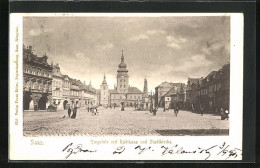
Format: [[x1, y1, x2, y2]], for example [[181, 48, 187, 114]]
[[23, 107, 229, 137]]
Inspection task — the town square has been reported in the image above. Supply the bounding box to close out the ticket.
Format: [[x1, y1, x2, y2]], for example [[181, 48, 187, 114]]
[[24, 107, 229, 137], [22, 16, 230, 136]]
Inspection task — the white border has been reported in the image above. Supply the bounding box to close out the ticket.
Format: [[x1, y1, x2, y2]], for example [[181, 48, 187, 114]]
[[9, 13, 244, 161]]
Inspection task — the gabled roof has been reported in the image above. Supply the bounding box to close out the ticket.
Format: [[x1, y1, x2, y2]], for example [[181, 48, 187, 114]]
[[205, 71, 217, 78], [128, 87, 143, 94], [164, 87, 177, 97], [188, 77, 203, 85], [156, 81, 173, 88], [62, 75, 70, 80], [69, 78, 78, 85], [169, 82, 183, 88], [71, 85, 80, 90]]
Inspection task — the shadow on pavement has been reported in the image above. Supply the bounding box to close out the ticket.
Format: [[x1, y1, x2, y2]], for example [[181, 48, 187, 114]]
[[155, 129, 229, 136]]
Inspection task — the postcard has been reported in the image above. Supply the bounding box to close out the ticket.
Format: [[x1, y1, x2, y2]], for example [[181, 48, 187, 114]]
[[9, 13, 243, 160]]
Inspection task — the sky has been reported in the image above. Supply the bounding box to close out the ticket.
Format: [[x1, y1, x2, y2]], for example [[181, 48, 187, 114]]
[[23, 16, 230, 92]]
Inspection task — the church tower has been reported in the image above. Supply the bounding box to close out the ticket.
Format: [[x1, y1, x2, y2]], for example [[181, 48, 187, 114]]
[[143, 77, 148, 97], [100, 74, 109, 106], [117, 50, 129, 93]]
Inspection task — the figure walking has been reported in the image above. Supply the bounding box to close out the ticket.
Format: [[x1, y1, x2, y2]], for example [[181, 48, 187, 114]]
[[225, 109, 229, 120], [174, 106, 179, 117], [71, 107, 77, 119], [200, 106, 204, 116], [68, 106, 71, 118]]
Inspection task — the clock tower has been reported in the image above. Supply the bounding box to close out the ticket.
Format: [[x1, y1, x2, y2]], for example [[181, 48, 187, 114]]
[[117, 50, 129, 93]]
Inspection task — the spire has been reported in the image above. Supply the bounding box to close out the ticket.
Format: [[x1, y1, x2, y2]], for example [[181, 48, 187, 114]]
[[118, 50, 127, 70], [102, 74, 107, 85], [89, 80, 92, 87], [121, 50, 124, 62], [143, 77, 148, 97]]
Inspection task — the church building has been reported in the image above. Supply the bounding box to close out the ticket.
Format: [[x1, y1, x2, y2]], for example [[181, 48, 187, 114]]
[[99, 51, 145, 107]]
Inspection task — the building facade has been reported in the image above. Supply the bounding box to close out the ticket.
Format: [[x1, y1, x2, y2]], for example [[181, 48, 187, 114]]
[[155, 82, 184, 107], [98, 51, 144, 107], [62, 75, 71, 109], [52, 63, 64, 110], [186, 77, 203, 111], [100, 75, 109, 106], [23, 45, 53, 110], [194, 63, 230, 113], [162, 83, 186, 109]]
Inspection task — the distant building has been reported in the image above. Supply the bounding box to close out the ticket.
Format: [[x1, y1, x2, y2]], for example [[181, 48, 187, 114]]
[[155, 81, 184, 107], [98, 51, 144, 107], [162, 83, 186, 109], [76, 80, 96, 109], [100, 75, 109, 106], [194, 63, 230, 113], [23, 45, 53, 110], [143, 78, 148, 97], [186, 77, 203, 110], [62, 75, 71, 109], [52, 63, 63, 110]]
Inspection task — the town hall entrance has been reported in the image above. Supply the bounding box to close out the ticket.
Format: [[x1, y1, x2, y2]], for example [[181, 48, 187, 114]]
[[23, 93, 32, 110], [63, 100, 68, 109], [38, 95, 48, 110]]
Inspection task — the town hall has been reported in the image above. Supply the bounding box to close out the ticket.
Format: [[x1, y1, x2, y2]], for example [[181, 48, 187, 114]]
[[99, 51, 148, 107]]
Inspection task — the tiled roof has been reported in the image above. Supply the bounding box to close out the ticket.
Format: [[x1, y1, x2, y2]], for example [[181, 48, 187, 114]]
[[71, 85, 80, 90], [164, 87, 177, 97], [109, 89, 118, 93], [169, 82, 183, 88], [128, 87, 143, 94], [205, 71, 217, 78], [156, 81, 172, 88], [188, 78, 203, 85], [69, 78, 77, 85]]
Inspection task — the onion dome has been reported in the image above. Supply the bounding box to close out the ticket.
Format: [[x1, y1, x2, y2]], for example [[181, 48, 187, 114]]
[[117, 50, 128, 72]]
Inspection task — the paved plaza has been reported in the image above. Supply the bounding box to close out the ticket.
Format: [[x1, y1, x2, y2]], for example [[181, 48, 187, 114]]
[[23, 107, 229, 137]]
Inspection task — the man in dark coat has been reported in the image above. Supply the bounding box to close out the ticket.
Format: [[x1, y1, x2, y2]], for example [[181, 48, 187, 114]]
[[174, 106, 179, 117], [68, 106, 71, 117], [71, 107, 77, 119], [200, 106, 204, 116]]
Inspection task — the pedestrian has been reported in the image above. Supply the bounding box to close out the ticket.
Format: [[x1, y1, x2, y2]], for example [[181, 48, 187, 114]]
[[174, 106, 179, 117], [225, 109, 229, 120], [200, 106, 204, 116], [68, 106, 71, 118], [88, 106, 90, 112], [71, 107, 77, 119], [220, 108, 225, 120]]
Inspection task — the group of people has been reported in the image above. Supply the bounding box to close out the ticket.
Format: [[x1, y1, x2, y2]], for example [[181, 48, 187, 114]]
[[87, 106, 99, 115], [67, 107, 77, 119], [220, 108, 229, 120]]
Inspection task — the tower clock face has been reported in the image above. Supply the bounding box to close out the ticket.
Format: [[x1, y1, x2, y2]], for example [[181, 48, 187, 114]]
[[121, 76, 124, 80]]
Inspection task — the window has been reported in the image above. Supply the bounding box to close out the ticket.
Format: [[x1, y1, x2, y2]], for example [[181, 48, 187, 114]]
[[124, 85, 125, 88]]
